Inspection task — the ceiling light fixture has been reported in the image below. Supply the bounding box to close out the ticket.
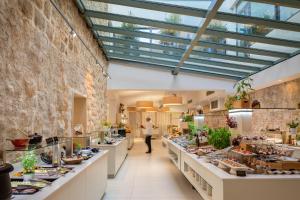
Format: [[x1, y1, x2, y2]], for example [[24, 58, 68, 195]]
[[127, 107, 136, 112], [136, 101, 153, 108], [145, 107, 158, 112], [70, 30, 77, 38], [163, 94, 183, 106]]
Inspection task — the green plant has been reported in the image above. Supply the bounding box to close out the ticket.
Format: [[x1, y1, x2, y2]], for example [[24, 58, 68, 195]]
[[208, 128, 231, 149], [234, 78, 254, 100], [182, 115, 193, 122], [188, 122, 197, 136], [22, 151, 37, 174], [287, 119, 299, 128], [224, 78, 254, 110], [224, 96, 235, 110]]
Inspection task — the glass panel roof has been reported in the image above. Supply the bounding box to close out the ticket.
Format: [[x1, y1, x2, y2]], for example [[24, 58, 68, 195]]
[[76, 0, 300, 80], [220, 0, 300, 23]]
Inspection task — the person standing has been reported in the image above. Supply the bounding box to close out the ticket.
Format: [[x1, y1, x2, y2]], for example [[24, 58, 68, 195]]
[[144, 117, 153, 154]]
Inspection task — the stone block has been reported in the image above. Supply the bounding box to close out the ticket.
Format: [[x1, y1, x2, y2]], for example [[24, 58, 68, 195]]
[[43, 0, 51, 19], [18, 0, 33, 20], [34, 8, 45, 31]]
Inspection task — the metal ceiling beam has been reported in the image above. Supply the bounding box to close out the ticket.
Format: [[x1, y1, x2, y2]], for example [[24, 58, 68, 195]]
[[95, 25, 274, 65], [175, 0, 225, 74], [104, 44, 256, 74], [87, 11, 300, 48], [92, 0, 300, 32], [205, 29, 300, 48], [106, 50, 248, 77], [101, 39, 261, 72], [110, 57, 241, 80], [246, 0, 300, 9], [108, 53, 243, 80], [98, 35, 289, 58]]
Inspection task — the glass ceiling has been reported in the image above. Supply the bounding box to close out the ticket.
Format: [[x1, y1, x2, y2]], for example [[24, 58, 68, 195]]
[[76, 0, 300, 80]]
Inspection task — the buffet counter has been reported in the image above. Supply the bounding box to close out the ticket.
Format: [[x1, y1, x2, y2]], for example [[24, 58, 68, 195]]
[[95, 139, 128, 178], [127, 133, 134, 150], [165, 139, 300, 200], [13, 150, 108, 200]]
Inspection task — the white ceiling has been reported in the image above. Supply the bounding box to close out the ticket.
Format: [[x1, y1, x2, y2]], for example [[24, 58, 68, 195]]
[[107, 90, 228, 108]]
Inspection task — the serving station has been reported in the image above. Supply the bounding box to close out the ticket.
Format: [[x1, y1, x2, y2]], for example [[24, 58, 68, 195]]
[[164, 138, 300, 200], [93, 138, 128, 178], [0, 134, 111, 200], [12, 151, 108, 200]]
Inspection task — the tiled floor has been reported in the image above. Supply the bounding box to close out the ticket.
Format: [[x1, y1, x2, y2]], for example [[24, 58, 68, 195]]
[[102, 138, 203, 200]]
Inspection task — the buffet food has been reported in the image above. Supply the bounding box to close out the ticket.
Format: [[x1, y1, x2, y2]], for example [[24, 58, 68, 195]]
[[62, 157, 83, 165]]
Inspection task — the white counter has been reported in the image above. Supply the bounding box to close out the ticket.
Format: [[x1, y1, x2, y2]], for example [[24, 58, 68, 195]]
[[95, 139, 128, 178], [13, 150, 108, 200], [165, 138, 300, 200], [126, 133, 134, 150]]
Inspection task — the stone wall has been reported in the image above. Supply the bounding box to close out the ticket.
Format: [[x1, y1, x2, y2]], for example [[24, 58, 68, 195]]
[[0, 0, 108, 151], [202, 78, 300, 133], [204, 110, 227, 129], [250, 78, 300, 134]]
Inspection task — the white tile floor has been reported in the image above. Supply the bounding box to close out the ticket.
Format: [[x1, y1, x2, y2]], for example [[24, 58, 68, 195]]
[[102, 138, 203, 200]]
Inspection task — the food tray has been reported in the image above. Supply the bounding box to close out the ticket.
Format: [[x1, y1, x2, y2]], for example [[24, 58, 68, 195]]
[[12, 185, 40, 195], [218, 159, 252, 175], [62, 157, 83, 165], [232, 149, 257, 156]]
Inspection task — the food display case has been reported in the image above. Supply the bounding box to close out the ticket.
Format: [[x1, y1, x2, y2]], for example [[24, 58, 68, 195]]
[[163, 137, 300, 200], [2, 135, 108, 200]]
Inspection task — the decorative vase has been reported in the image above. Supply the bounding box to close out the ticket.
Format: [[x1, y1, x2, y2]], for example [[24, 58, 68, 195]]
[[290, 128, 297, 135], [23, 173, 34, 182], [232, 99, 250, 109]]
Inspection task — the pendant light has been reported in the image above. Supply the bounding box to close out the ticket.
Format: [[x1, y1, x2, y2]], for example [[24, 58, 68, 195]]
[[145, 107, 158, 112], [163, 94, 182, 106], [136, 101, 153, 108], [127, 107, 136, 112]]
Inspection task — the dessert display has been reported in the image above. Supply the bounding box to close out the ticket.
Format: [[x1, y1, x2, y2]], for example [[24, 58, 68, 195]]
[[218, 159, 251, 175], [196, 145, 216, 156]]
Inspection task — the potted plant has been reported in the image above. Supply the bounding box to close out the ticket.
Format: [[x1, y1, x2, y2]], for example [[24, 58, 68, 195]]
[[233, 78, 254, 108], [181, 114, 193, 129], [287, 118, 299, 135], [101, 121, 111, 131], [224, 96, 235, 110], [21, 151, 37, 181], [188, 122, 197, 141], [224, 78, 254, 109], [208, 128, 231, 149]]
